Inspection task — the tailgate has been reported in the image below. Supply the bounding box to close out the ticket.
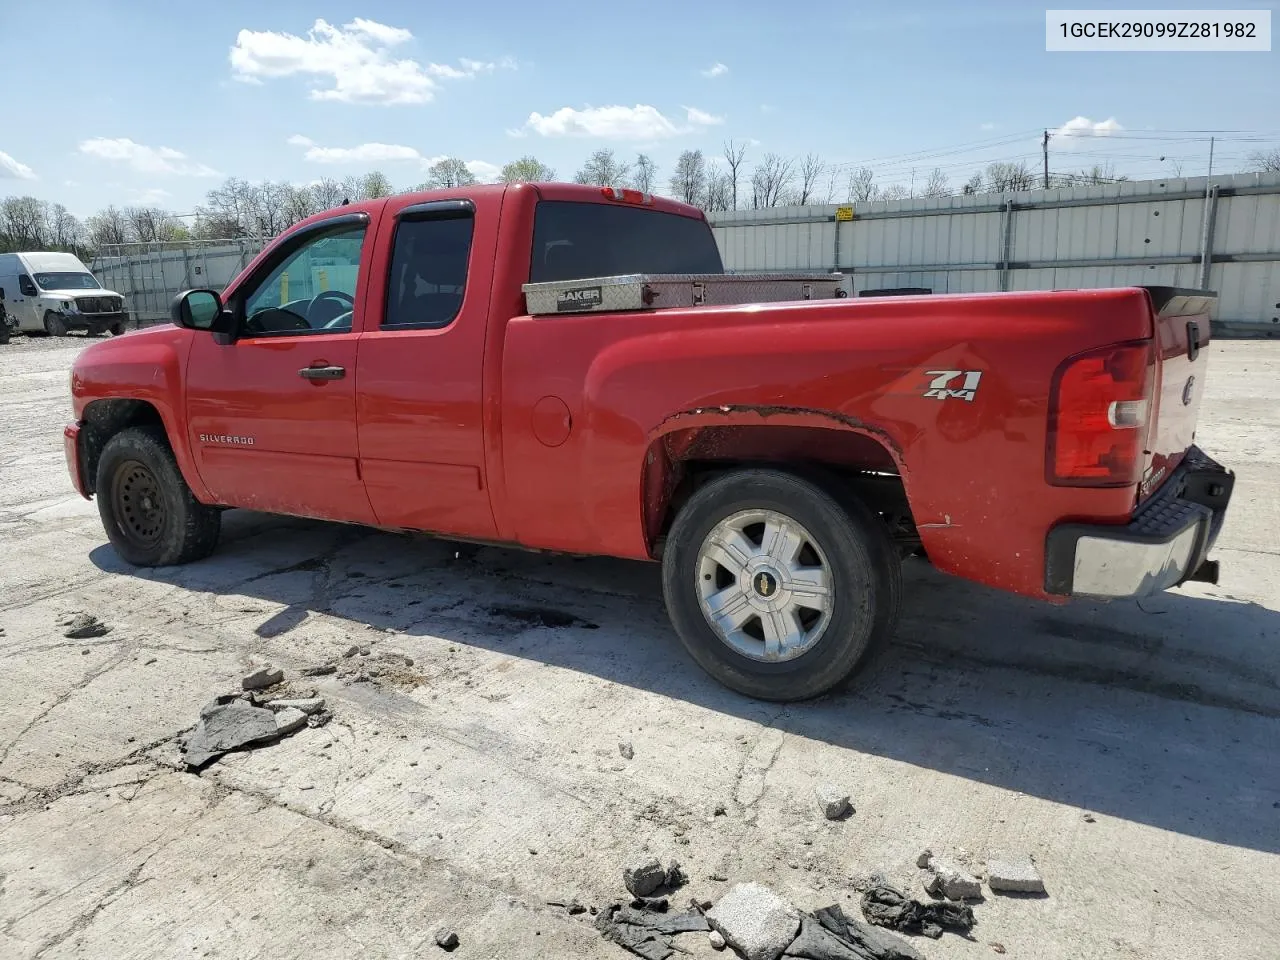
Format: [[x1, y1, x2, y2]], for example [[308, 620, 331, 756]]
[[1140, 287, 1215, 501]]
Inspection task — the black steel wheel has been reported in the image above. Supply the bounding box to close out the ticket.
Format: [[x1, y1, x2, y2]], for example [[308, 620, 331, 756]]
[[96, 425, 221, 566]]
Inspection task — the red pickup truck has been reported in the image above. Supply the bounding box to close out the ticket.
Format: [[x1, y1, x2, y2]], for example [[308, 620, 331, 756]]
[[64, 182, 1234, 701]]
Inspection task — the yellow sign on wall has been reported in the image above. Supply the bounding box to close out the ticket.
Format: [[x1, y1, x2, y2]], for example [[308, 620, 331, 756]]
[[835, 206, 854, 222]]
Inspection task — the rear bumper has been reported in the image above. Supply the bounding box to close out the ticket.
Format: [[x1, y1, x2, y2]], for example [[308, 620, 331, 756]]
[[1045, 446, 1233, 598], [64, 422, 90, 499]]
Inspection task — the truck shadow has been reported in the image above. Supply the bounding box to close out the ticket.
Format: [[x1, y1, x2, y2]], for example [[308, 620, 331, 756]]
[[90, 510, 1280, 856]]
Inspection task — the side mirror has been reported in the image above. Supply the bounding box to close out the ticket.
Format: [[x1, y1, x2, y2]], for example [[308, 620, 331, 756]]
[[172, 289, 229, 332]]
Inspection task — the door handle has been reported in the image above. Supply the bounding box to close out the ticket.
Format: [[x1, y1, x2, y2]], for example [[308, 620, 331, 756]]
[[299, 365, 346, 381]]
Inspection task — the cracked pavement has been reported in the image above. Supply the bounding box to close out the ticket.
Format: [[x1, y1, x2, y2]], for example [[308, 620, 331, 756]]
[[1, 334, 1278, 959]]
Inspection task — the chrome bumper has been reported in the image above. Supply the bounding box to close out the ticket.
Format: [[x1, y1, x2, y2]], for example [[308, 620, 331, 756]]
[[1045, 446, 1233, 598]]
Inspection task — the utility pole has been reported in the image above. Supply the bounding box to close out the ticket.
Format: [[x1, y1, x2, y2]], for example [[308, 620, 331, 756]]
[[1042, 130, 1051, 189]]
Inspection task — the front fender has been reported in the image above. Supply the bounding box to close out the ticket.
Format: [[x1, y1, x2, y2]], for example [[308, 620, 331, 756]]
[[70, 327, 210, 502]]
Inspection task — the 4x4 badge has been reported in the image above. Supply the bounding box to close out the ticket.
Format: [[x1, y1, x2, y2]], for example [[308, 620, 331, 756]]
[[923, 370, 982, 402]]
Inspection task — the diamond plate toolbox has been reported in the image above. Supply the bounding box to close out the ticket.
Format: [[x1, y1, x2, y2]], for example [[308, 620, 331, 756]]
[[522, 273, 847, 316]]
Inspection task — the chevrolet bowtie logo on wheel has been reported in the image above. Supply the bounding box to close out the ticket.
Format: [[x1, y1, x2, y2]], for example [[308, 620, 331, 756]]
[[756, 572, 777, 597]]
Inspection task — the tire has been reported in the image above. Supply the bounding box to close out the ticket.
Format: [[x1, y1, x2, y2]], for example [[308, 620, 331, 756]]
[[95, 425, 221, 567], [0, 326, 9, 345], [87, 324, 105, 338], [110, 321, 126, 336], [44, 311, 68, 337], [661, 469, 902, 701]]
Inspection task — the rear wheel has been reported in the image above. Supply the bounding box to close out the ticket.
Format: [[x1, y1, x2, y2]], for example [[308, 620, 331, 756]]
[[661, 469, 901, 701], [96, 426, 221, 566], [43, 311, 68, 337], [110, 321, 126, 336]]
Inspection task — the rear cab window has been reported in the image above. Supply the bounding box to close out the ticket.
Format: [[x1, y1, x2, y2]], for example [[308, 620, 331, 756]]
[[530, 201, 724, 283]]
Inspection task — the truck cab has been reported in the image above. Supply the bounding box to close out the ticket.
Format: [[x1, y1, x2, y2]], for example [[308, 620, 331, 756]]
[[0, 251, 129, 337]]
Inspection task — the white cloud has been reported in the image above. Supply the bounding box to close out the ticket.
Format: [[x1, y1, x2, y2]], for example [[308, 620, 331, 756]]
[[684, 106, 724, 126], [1053, 115, 1123, 147], [128, 187, 172, 204], [520, 104, 722, 140], [230, 18, 512, 105], [980, 122, 996, 131], [289, 136, 496, 178], [294, 139, 424, 164], [78, 138, 219, 176], [701, 62, 729, 78], [465, 160, 502, 182], [0, 150, 36, 180]]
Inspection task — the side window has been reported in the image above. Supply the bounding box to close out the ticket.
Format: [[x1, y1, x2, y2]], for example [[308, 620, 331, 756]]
[[18, 275, 37, 296], [241, 223, 366, 336], [383, 214, 474, 330]]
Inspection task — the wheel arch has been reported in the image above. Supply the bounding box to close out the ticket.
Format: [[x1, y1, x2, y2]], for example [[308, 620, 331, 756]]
[[78, 399, 191, 497], [640, 409, 917, 560]]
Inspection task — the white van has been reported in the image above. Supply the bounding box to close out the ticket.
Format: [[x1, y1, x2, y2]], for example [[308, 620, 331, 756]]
[[0, 252, 129, 337]]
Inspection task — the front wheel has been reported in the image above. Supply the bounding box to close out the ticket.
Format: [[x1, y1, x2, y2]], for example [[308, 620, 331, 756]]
[[661, 469, 902, 701], [44, 311, 68, 336], [96, 425, 221, 566]]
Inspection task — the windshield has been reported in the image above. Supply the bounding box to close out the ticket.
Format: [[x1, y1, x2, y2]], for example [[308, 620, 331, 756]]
[[34, 272, 101, 291], [530, 201, 724, 282]]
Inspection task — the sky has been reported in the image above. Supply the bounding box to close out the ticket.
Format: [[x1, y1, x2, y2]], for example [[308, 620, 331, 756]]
[[2, 0, 1277, 219]]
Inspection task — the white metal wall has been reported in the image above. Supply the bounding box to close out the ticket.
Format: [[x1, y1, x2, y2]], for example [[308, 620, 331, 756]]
[[710, 173, 1280, 336]]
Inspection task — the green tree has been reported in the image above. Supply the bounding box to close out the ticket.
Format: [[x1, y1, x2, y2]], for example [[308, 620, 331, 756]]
[[501, 156, 556, 183]]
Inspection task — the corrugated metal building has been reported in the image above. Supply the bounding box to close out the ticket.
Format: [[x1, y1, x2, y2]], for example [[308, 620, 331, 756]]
[[709, 172, 1280, 336]]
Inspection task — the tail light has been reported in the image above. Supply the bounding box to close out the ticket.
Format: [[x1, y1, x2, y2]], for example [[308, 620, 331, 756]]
[[1047, 341, 1155, 486]]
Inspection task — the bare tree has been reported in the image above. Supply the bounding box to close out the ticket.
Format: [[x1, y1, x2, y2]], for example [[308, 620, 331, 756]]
[[362, 171, 394, 198], [922, 167, 950, 197], [421, 158, 478, 190], [1246, 149, 1280, 172], [311, 178, 345, 209], [797, 154, 824, 205], [880, 184, 911, 201], [574, 149, 631, 187], [47, 204, 84, 249], [750, 153, 796, 208], [85, 206, 130, 247], [847, 166, 878, 202], [501, 156, 556, 183], [1, 196, 49, 247], [283, 184, 318, 226], [984, 161, 1036, 192], [633, 154, 658, 193], [669, 150, 708, 205], [254, 181, 293, 237], [204, 177, 260, 236], [124, 207, 180, 243], [962, 172, 984, 195], [722, 139, 748, 210], [703, 171, 734, 212]]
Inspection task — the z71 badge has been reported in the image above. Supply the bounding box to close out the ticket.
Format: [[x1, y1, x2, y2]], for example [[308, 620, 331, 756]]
[[923, 369, 983, 402]]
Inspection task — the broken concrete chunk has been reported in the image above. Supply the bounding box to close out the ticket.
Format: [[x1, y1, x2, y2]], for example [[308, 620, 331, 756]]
[[924, 857, 982, 900], [619, 740, 635, 760], [342, 645, 360, 658], [63, 613, 109, 639], [709, 929, 727, 951], [915, 849, 933, 869], [624, 857, 667, 897], [241, 665, 284, 691], [665, 860, 687, 890], [301, 664, 337, 677], [184, 699, 280, 767], [815, 784, 851, 820], [434, 927, 459, 951], [306, 709, 333, 728], [986, 855, 1046, 895], [274, 707, 308, 736], [707, 882, 801, 960], [267, 697, 326, 715]]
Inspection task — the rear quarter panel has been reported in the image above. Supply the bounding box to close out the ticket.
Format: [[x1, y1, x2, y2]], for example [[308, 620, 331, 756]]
[[500, 287, 1156, 598]]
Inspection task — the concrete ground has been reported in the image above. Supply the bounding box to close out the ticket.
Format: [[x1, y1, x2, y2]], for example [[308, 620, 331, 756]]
[[1, 333, 1277, 960]]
